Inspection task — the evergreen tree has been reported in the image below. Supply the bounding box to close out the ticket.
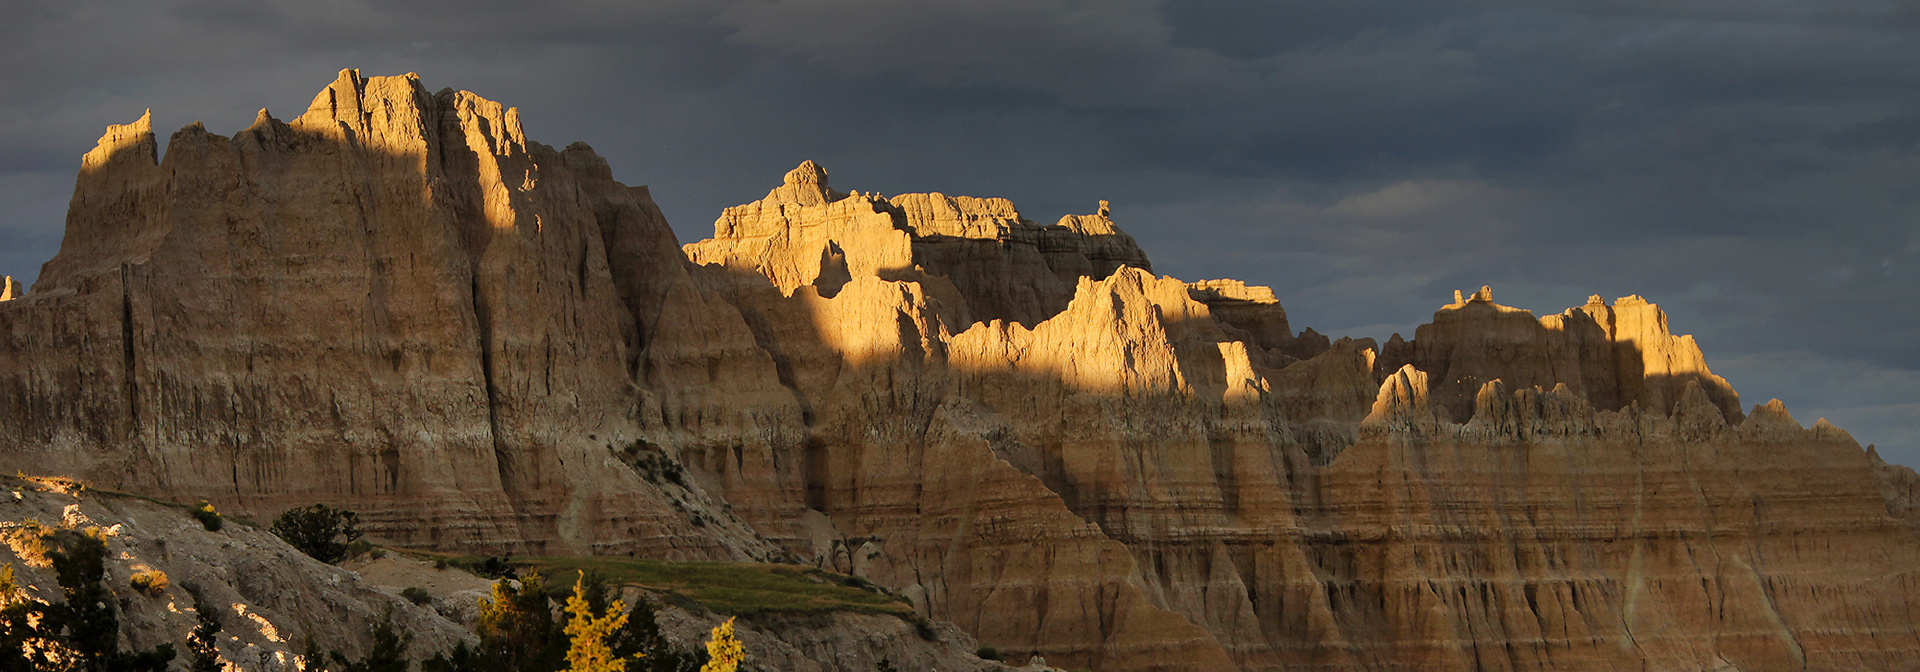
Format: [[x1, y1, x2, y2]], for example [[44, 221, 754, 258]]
[[577, 572, 701, 672], [327, 610, 412, 672], [185, 588, 223, 672], [474, 573, 565, 672]]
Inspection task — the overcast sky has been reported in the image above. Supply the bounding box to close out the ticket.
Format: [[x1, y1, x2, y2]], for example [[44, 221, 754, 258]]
[[3, 1, 1916, 464]]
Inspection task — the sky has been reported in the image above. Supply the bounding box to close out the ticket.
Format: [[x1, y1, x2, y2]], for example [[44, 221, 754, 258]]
[[2, 1, 1916, 464]]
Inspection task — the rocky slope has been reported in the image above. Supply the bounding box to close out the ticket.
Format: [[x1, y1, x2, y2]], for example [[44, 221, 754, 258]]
[[4, 71, 1919, 670], [0, 478, 1003, 672], [0, 476, 472, 670]]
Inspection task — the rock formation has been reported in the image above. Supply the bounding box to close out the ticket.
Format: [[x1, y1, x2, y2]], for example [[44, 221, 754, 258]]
[[5, 71, 1920, 671], [0, 70, 773, 560], [685, 161, 1150, 326], [1376, 288, 1743, 423]]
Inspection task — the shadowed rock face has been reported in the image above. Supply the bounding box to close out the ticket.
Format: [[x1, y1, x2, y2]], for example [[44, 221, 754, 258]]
[[5, 71, 1920, 671]]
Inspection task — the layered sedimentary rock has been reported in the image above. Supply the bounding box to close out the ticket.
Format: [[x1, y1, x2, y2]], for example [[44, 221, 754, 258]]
[[0, 70, 773, 559], [672, 164, 1920, 670], [1298, 374, 1920, 670], [1376, 287, 1743, 423], [1186, 278, 1336, 366], [6, 72, 1920, 671], [685, 161, 1150, 326]]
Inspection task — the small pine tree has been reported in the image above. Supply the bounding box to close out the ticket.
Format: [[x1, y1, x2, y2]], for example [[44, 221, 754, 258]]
[[185, 588, 223, 672], [420, 642, 486, 672], [697, 618, 743, 672], [475, 573, 565, 671], [579, 572, 701, 672], [48, 528, 118, 659], [621, 595, 704, 672], [328, 610, 411, 672], [564, 576, 636, 672]]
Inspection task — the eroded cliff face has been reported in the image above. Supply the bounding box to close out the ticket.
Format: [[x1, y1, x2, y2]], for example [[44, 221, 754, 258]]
[[0, 70, 775, 560], [4, 72, 1919, 671], [1375, 288, 1744, 424], [669, 164, 1920, 671], [684, 161, 1150, 327]]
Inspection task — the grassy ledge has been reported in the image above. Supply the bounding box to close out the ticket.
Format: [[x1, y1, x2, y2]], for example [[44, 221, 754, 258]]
[[395, 549, 914, 617]]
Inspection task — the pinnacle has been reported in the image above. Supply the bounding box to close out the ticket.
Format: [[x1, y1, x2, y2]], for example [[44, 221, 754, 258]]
[[785, 160, 828, 187]]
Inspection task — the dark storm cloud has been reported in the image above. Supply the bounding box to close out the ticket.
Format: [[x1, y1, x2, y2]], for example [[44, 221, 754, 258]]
[[1, 0, 1916, 464]]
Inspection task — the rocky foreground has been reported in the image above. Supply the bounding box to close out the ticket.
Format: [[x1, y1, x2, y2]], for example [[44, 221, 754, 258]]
[[0, 478, 1001, 671], [4, 69, 1920, 671]]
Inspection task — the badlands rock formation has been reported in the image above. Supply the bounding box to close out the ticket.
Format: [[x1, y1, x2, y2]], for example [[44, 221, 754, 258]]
[[4, 71, 1920, 671], [0, 70, 772, 559], [1376, 287, 1744, 424], [685, 161, 1151, 326]]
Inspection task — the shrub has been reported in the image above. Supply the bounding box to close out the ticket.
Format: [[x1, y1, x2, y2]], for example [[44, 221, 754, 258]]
[[0, 520, 53, 567], [975, 646, 1001, 661], [270, 504, 362, 564], [401, 587, 433, 606], [475, 556, 516, 579], [0, 563, 21, 605], [130, 569, 170, 596], [190, 500, 223, 531]]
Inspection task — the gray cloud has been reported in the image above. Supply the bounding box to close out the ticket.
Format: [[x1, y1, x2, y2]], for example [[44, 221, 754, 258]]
[[1, 0, 1915, 464]]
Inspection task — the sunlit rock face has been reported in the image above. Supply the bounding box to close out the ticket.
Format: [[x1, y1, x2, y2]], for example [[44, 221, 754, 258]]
[[684, 161, 1151, 327], [5, 71, 1920, 671], [0, 70, 777, 560], [1375, 288, 1745, 424], [676, 162, 1920, 671]]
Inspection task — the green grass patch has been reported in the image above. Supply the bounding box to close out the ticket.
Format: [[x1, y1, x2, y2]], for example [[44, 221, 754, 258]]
[[507, 556, 912, 617]]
